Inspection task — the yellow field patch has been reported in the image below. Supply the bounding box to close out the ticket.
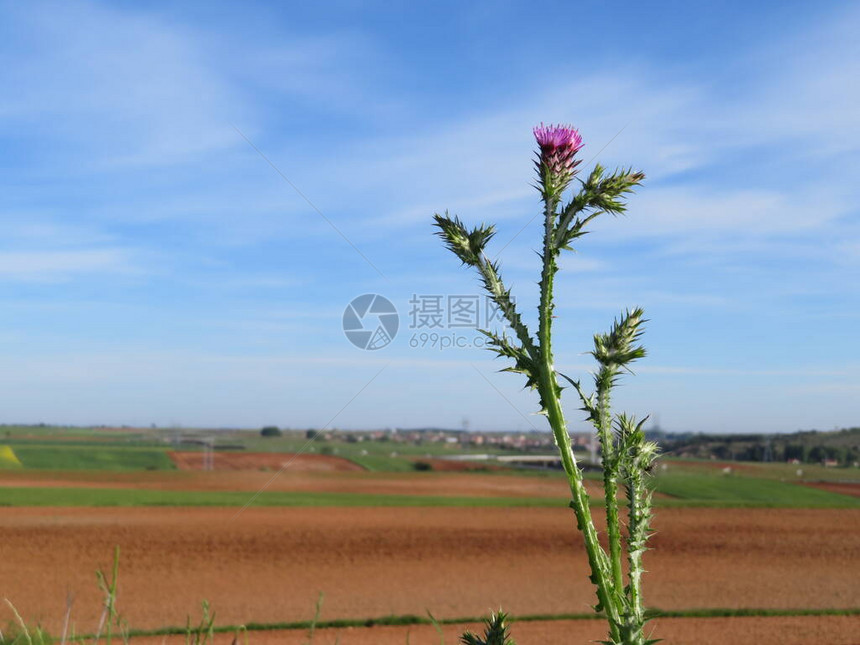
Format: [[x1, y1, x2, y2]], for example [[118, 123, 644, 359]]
[[0, 444, 23, 467]]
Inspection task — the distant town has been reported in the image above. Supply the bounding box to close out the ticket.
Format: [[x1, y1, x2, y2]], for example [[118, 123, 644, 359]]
[[3, 423, 858, 468], [256, 425, 860, 466]]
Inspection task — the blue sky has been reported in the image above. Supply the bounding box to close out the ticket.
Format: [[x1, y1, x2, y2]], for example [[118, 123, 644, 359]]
[[0, 0, 857, 433]]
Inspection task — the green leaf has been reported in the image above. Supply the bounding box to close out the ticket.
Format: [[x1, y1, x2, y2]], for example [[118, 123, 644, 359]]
[[554, 166, 645, 251], [481, 330, 539, 390], [433, 212, 495, 266]]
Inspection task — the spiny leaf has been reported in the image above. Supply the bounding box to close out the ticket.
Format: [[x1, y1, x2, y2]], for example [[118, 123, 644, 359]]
[[434, 212, 538, 359], [433, 212, 495, 266], [481, 330, 539, 390], [554, 165, 645, 250], [476, 258, 539, 359], [460, 611, 516, 645], [564, 375, 600, 425]]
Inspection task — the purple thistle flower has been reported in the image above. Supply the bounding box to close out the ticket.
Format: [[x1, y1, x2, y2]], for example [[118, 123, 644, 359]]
[[533, 123, 584, 195]]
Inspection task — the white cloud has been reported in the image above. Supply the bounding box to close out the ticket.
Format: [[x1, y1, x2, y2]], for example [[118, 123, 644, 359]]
[[0, 217, 117, 247], [744, 5, 860, 158], [322, 4, 859, 264], [0, 2, 245, 168], [0, 249, 136, 282], [597, 184, 849, 239]]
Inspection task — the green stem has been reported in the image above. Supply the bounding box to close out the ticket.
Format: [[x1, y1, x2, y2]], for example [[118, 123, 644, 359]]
[[106, 545, 120, 645], [624, 437, 653, 640], [476, 255, 539, 360], [598, 384, 625, 598], [626, 474, 645, 627], [537, 197, 621, 640]]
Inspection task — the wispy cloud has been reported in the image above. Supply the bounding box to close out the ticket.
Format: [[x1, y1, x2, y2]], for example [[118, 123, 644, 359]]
[[0, 1, 244, 168], [601, 185, 849, 239], [0, 249, 137, 282], [0, 1, 857, 432]]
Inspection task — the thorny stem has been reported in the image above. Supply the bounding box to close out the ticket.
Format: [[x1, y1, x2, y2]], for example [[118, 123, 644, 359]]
[[435, 127, 652, 645], [475, 254, 539, 360], [623, 425, 655, 642], [537, 195, 621, 639], [626, 473, 646, 626], [598, 382, 625, 598]]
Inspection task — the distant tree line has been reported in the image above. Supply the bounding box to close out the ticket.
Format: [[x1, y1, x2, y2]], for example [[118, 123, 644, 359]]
[[654, 427, 860, 466]]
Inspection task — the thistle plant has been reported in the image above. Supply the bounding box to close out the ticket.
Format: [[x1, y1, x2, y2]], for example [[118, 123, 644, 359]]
[[434, 124, 659, 645], [460, 611, 516, 645]]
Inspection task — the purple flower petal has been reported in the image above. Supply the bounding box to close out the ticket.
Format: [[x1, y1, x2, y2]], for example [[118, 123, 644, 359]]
[[533, 123, 584, 192], [533, 123, 583, 154]]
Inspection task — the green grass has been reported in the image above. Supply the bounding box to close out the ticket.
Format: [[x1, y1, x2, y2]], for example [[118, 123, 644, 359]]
[[346, 454, 418, 472], [652, 472, 859, 507], [3, 437, 173, 449], [2, 477, 857, 508], [235, 434, 518, 472], [0, 424, 164, 442], [661, 457, 860, 483], [33, 606, 858, 642], [238, 434, 508, 457], [5, 445, 175, 471]]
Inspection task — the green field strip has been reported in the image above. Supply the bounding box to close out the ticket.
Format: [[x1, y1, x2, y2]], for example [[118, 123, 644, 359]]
[[644, 607, 860, 619], [1, 484, 857, 508], [0, 438, 169, 447], [344, 454, 418, 472], [4, 445, 175, 471], [651, 472, 860, 507], [54, 607, 860, 641]]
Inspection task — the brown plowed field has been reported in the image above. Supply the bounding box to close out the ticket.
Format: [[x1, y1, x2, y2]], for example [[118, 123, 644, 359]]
[[167, 451, 364, 472], [134, 615, 860, 644], [1, 507, 857, 637], [0, 469, 585, 497]]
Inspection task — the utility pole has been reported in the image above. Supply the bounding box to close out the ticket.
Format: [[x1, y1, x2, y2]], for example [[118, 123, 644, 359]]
[[764, 436, 773, 463], [202, 436, 214, 471]]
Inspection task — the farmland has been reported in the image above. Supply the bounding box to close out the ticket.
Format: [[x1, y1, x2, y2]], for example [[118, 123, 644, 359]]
[[2, 507, 858, 643], [0, 425, 858, 643]]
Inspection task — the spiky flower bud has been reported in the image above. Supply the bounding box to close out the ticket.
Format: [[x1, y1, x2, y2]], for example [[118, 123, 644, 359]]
[[533, 123, 584, 197], [461, 611, 517, 645]]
